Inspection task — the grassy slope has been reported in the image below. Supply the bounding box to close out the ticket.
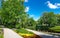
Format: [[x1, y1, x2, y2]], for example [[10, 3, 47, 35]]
[[15, 28, 34, 36], [49, 26, 60, 32]]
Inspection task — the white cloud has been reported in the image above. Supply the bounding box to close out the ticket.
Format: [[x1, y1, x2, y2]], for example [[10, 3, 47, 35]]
[[46, 1, 60, 9], [25, 0, 28, 2], [55, 3, 60, 7], [29, 14, 34, 17], [25, 7, 29, 12]]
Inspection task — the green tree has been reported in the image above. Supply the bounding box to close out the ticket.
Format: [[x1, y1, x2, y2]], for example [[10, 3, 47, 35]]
[[18, 13, 29, 28], [26, 17, 37, 30], [56, 14, 60, 26], [38, 12, 57, 31], [0, 0, 28, 28]]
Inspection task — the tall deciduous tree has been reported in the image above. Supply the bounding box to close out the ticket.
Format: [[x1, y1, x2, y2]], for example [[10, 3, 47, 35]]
[[26, 17, 36, 30], [38, 12, 57, 31], [0, 0, 28, 28], [56, 14, 60, 26]]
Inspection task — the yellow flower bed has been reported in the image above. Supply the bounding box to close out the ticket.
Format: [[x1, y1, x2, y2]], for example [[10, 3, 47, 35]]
[[19, 33, 34, 36]]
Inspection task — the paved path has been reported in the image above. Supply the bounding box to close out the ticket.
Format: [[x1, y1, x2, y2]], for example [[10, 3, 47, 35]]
[[4, 28, 23, 38], [26, 29, 60, 38]]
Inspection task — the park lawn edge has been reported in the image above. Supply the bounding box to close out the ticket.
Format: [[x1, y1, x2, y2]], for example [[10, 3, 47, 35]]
[[49, 26, 60, 33], [14, 28, 34, 37], [0, 28, 3, 38]]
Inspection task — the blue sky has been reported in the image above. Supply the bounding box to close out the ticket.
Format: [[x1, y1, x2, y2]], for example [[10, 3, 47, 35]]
[[24, 0, 60, 20]]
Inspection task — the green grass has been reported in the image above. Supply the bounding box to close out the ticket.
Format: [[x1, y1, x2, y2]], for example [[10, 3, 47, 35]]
[[15, 28, 34, 34], [0, 28, 3, 38], [49, 26, 60, 33], [0, 34, 3, 38], [15, 28, 34, 36]]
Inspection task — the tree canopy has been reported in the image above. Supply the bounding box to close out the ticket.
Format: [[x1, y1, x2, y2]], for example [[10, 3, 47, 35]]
[[0, 0, 28, 28], [37, 12, 58, 31]]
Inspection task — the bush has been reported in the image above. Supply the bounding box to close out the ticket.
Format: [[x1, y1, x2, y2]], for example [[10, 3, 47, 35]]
[[49, 26, 60, 33]]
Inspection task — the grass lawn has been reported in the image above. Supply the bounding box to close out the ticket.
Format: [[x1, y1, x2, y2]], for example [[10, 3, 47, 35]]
[[0, 28, 3, 38], [14, 28, 36, 38], [15, 28, 34, 37], [14, 28, 42, 38], [0, 34, 3, 38], [49, 26, 60, 33]]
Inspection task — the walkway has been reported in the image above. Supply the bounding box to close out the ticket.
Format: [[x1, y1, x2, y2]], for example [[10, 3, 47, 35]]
[[4, 28, 23, 38], [26, 29, 60, 38]]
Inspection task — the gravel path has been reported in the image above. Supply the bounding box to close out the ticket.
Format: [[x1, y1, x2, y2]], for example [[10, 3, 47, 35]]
[[4, 28, 23, 38], [26, 29, 60, 38]]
